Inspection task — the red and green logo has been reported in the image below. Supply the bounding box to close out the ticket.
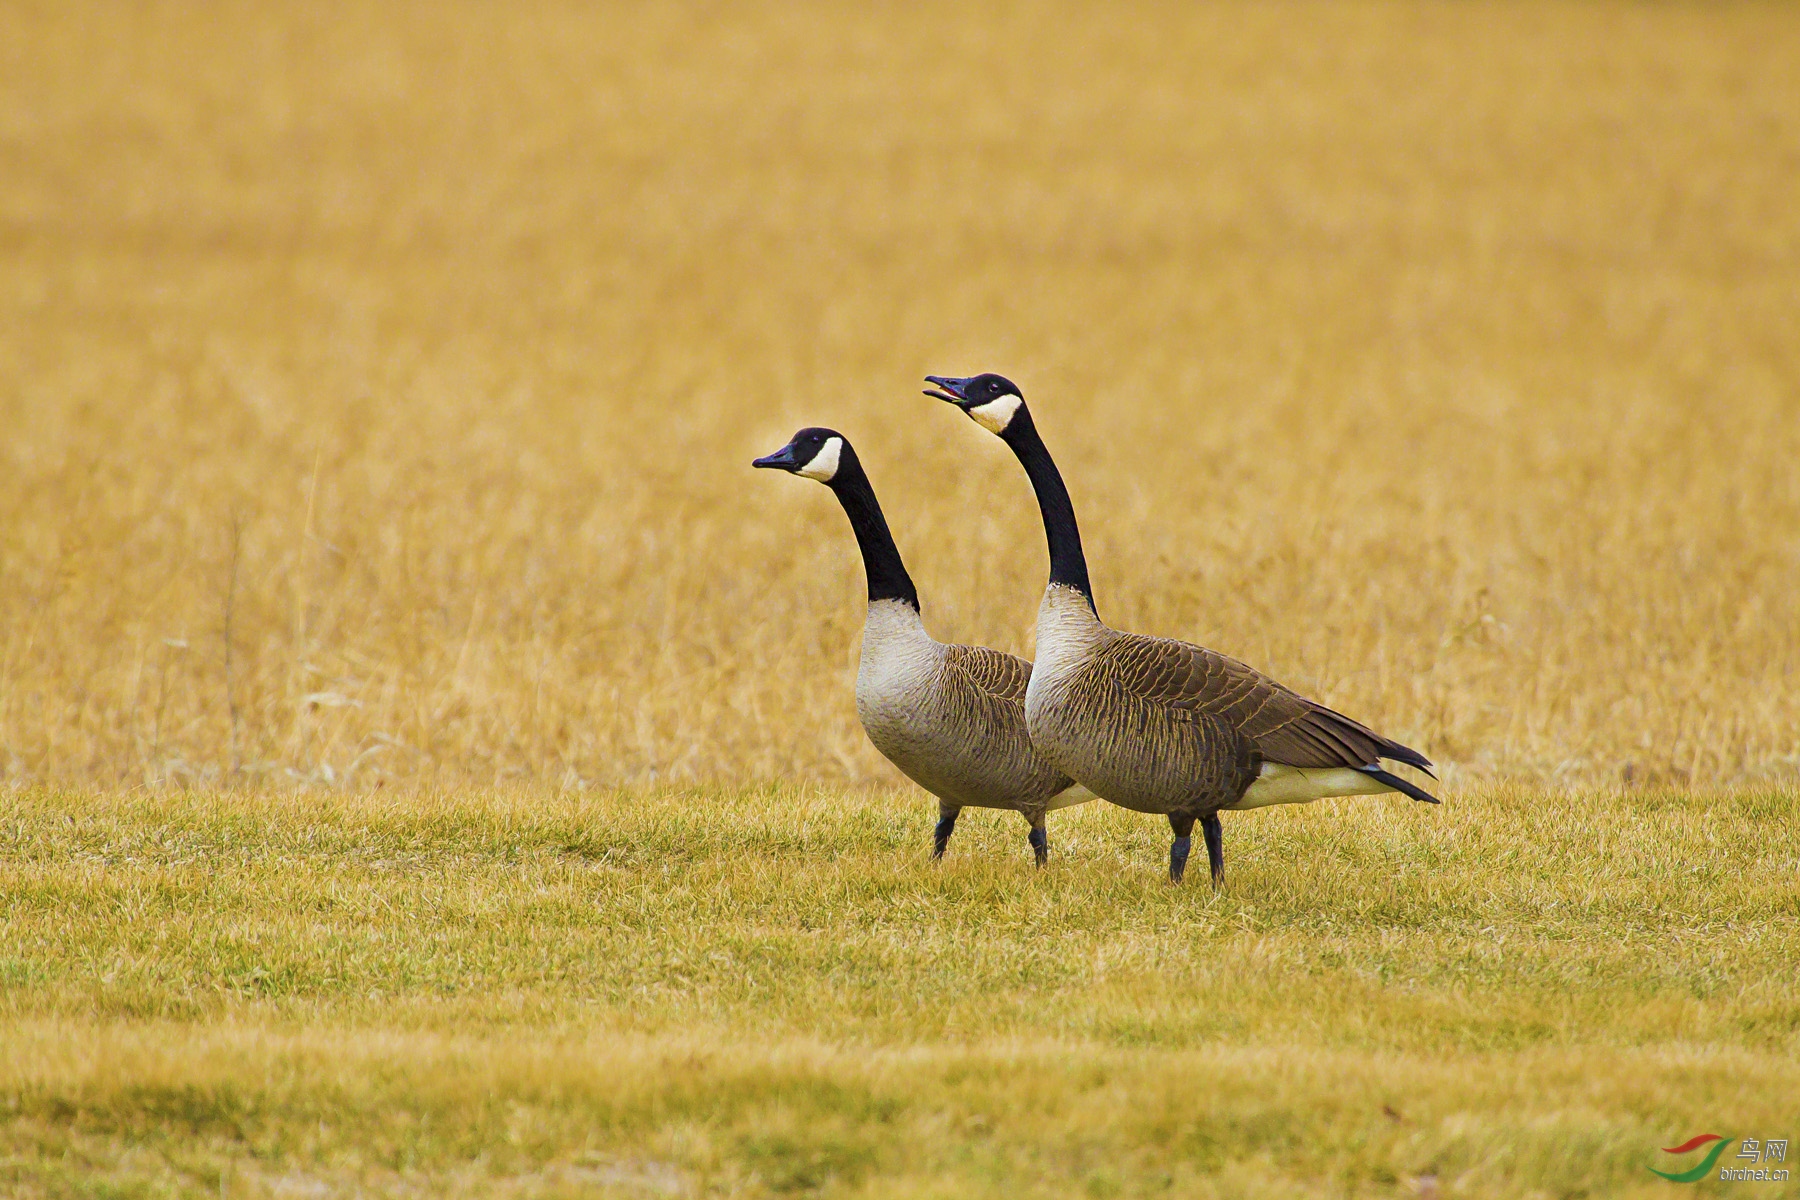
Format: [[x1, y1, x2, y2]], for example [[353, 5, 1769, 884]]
[[1650, 1134, 1733, 1182]]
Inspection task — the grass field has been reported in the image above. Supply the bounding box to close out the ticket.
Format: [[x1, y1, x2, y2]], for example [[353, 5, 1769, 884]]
[[2, 0, 1798, 1195], [4, 785, 1797, 1197]]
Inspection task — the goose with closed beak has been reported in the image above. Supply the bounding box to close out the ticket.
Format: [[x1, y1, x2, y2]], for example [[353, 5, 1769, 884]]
[[924, 375, 1439, 885], [754, 427, 1094, 864]]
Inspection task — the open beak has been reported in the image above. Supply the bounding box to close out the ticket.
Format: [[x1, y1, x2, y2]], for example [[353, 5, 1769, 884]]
[[752, 443, 803, 470], [923, 375, 973, 404]]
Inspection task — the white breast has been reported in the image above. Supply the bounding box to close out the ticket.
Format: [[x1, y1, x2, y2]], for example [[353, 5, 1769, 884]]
[[1025, 584, 1105, 710], [855, 599, 944, 726]]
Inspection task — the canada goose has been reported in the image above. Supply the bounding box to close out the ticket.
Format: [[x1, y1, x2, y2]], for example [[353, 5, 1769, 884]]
[[753, 427, 1094, 864], [923, 375, 1439, 885]]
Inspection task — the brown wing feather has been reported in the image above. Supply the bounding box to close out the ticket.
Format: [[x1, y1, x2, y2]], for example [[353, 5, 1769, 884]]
[[1095, 635, 1432, 773], [941, 643, 1032, 704]]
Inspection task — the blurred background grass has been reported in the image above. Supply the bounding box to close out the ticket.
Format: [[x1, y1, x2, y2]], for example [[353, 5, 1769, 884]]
[[2, 1, 1798, 793]]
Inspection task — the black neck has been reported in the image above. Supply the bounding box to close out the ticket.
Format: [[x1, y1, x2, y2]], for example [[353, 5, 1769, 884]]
[[825, 450, 920, 611], [1001, 411, 1096, 613]]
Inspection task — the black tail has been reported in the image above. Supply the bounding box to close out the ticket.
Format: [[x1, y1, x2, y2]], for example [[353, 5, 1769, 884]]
[[1353, 765, 1441, 805], [1302, 700, 1437, 780], [1376, 738, 1437, 779]]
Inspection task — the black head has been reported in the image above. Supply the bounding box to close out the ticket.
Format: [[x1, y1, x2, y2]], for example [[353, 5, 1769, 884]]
[[752, 427, 851, 483], [923, 374, 1026, 435]]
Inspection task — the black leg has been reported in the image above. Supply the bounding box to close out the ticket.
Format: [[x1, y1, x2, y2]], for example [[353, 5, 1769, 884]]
[[1202, 813, 1224, 888], [1167, 812, 1196, 883], [932, 803, 961, 860], [1027, 816, 1048, 867]]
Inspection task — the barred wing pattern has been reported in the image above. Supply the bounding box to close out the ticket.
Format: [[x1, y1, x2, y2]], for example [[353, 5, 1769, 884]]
[[1094, 635, 1435, 774], [941, 643, 1032, 704], [881, 641, 1074, 816]]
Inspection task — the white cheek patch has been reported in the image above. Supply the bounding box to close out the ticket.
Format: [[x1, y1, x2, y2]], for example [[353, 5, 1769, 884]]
[[796, 435, 844, 481], [967, 394, 1021, 434]]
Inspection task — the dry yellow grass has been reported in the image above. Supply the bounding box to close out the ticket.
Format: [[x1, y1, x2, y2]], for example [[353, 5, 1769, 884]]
[[3, 0, 1797, 793], [3, 3, 1800, 1195]]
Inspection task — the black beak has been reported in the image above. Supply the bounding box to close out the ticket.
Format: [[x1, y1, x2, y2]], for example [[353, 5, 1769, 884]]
[[923, 375, 973, 404], [752, 443, 803, 471]]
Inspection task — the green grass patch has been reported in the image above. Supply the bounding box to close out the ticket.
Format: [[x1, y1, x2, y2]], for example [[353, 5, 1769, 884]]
[[0, 784, 1795, 1196]]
